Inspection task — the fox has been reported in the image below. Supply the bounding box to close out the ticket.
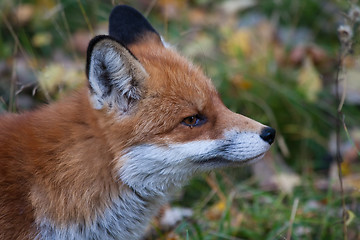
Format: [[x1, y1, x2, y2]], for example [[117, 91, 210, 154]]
[[0, 5, 275, 240]]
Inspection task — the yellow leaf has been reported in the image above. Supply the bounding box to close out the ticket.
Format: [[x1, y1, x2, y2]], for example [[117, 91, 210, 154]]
[[231, 74, 252, 90], [298, 57, 322, 102], [340, 161, 351, 176], [32, 32, 52, 47], [222, 29, 252, 57], [345, 209, 356, 226], [38, 64, 85, 97], [38, 64, 63, 94], [205, 200, 226, 221]]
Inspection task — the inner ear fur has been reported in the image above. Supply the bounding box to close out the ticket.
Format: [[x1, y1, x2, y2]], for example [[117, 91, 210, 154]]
[[86, 35, 148, 113]]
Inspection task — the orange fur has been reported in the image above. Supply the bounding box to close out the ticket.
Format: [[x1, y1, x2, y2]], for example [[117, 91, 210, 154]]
[[0, 92, 121, 237]]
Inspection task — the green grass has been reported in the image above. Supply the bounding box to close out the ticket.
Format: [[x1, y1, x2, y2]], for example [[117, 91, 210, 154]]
[[167, 173, 359, 240]]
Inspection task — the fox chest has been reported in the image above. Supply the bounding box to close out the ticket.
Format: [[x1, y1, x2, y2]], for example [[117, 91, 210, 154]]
[[35, 192, 164, 240]]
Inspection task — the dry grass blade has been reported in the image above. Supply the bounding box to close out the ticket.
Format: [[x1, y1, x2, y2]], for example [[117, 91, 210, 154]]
[[286, 197, 299, 240], [205, 172, 226, 202], [77, 0, 94, 36], [335, 55, 348, 240], [1, 12, 38, 74]]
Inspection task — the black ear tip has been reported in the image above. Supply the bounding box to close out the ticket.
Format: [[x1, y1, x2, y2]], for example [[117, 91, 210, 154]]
[[109, 5, 139, 20], [109, 5, 159, 46], [109, 5, 146, 31]]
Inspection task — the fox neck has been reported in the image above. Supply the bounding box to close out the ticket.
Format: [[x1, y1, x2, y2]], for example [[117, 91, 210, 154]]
[[30, 90, 175, 239]]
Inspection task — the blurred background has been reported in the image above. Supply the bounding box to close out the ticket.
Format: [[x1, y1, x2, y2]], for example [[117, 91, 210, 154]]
[[0, 0, 359, 239]]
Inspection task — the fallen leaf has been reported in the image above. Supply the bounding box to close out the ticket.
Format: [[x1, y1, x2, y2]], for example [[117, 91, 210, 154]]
[[329, 163, 360, 192], [271, 172, 301, 194], [222, 28, 252, 57], [38, 63, 85, 97], [289, 45, 328, 67], [289, 45, 306, 66], [13, 4, 35, 26], [205, 200, 226, 221], [345, 209, 356, 226], [32, 32, 52, 47], [159, 207, 193, 229], [252, 152, 299, 193], [165, 232, 181, 240], [308, 45, 328, 66], [231, 74, 252, 90]]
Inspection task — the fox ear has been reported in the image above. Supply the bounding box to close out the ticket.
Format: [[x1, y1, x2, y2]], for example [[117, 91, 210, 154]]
[[86, 35, 148, 113]]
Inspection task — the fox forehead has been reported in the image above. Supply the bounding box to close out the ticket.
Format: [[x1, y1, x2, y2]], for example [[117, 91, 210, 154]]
[[131, 44, 217, 113]]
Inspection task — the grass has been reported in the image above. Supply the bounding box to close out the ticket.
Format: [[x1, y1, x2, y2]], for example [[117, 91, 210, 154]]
[[168, 173, 359, 240], [0, 0, 359, 239]]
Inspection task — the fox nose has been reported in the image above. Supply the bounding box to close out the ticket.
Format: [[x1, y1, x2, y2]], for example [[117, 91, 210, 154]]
[[260, 127, 276, 145]]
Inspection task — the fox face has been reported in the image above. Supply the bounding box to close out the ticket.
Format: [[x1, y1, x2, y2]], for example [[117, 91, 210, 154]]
[[87, 6, 275, 198]]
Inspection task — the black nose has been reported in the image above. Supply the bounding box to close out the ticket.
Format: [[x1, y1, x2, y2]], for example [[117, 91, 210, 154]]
[[260, 127, 276, 145]]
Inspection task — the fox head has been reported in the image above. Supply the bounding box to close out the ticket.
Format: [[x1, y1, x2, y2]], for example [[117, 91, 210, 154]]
[[86, 5, 275, 197]]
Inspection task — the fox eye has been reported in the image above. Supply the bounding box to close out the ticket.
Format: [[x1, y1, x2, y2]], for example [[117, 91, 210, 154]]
[[182, 114, 207, 128]]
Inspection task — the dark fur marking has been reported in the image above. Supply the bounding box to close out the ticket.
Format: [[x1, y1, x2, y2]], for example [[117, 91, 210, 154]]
[[109, 5, 160, 46], [98, 66, 113, 97]]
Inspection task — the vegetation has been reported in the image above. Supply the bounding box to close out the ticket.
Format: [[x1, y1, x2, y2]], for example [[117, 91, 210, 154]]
[[1, 0, 359, 239]]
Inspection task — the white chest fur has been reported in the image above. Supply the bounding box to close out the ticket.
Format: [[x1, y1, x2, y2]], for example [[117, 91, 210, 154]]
[[36, 189, 165, 240]]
